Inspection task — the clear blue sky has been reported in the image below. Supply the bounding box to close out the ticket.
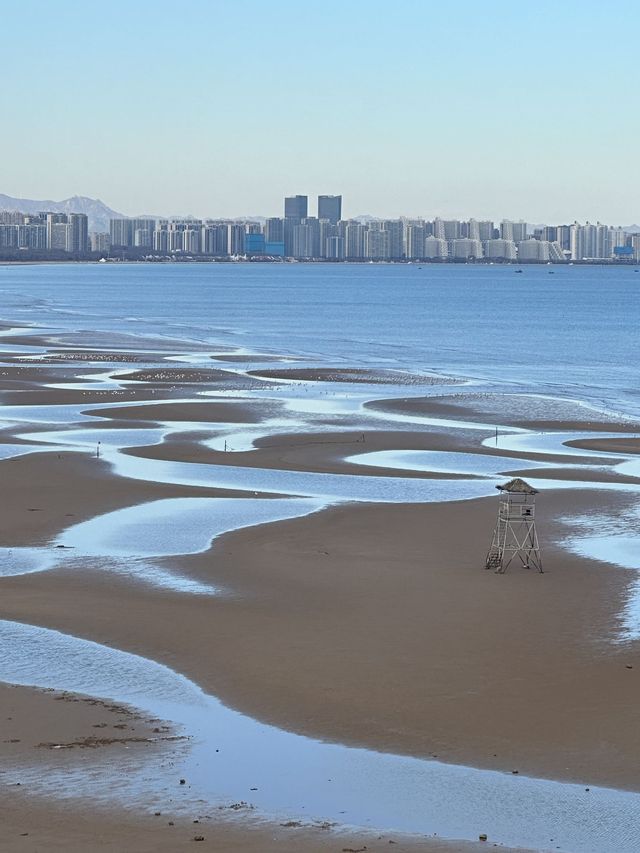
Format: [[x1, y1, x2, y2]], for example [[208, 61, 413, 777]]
[[2, 0, 638, 223]]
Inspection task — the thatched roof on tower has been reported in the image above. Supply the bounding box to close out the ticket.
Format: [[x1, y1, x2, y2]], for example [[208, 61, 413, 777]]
[[496, 477, 538, 494]]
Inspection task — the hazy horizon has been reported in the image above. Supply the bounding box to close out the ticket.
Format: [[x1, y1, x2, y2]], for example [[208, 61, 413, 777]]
[[3, 0, 639, 223]]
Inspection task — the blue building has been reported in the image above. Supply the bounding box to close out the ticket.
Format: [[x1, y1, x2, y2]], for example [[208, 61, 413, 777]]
[[245, 233, 265, 255], [265, 241, 285, 257]]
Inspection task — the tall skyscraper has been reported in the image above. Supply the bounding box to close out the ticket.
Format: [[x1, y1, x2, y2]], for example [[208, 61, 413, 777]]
[[478, 220, 495, 241], [229, 224, 246, 255], [405, 224, 426, 259], [383, 220, 404, 259], [318, 195, 342, 225], [45, 213, 68, 249], [202, 223, 229, 255], [344, 221, 367, 259], [67, 213, 89, 253], [284, 195, 308, 219], [264, 217, 284, 243], [443, 220, 462, 240], [110, 218, 134, 248], [502, 220, 528, 242], [293, 217, 320, 258], [131, 218, 156, 248], [366, 227, 391, 259], [284, 195, 308, 255]]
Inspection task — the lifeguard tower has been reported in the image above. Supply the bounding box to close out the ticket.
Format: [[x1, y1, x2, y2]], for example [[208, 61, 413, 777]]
[[485, 478, 542, 573]]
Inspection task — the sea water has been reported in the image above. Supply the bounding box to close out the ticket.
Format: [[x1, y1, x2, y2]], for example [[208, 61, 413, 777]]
[[1, 261, 639, 417]]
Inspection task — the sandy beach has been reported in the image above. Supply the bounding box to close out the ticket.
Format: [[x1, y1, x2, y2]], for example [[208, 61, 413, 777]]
[[1, 327, 639, 851]]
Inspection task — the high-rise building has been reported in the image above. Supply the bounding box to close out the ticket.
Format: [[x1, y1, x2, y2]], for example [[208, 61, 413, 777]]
[[67, 213, 89, 253], [500, 220, 527, 242], [293, 217, 320, 258], [319, 219, 338, 258], [443, 220, 462, 240], [517, 239, 550, 262], [284, 195, 308, 219], [168, 229, 183, 252], [548, 242, 565, 261], [264, 217, 284, 243], [153, 227, 169, 253], [325, 235, 345, 259], [131, 218, 155, 248], [449, 238, 483, 260], [202, 223, 229, 255], [607, 227, 626, 257], [317, 195, 342, 225], [110, 218, 134, 248], [467, 219, 480, 241], [366, 227, 391, 259], [284, 195, 308, 255], [44, 213, 66, 249], [23, 223, 47, 249], [484, 239, 517, 261], [573, 222, 608, 260], [432, 218, 446, 240], [555, 225, 572, 252], [344, 221, 367, 259], [134, 228, 151, 248], [182, 228, 202, 254], [379, 220, 403, 259], [229, 224, 245, 255], [512, 221, 528, 242], [0, 211, 24, 225], [478, 221, 495, 241], [423, 236, 448, 259], [90, 232, 111, 253], [0, 225, 18, 248], [245, 233, 266, 255], [405, 224, 426, 259]]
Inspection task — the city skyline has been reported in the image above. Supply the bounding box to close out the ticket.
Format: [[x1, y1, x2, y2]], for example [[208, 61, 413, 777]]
[[1, 189, 639, 233], [3, 194, 639, 262], [2, 1, 640, 223]]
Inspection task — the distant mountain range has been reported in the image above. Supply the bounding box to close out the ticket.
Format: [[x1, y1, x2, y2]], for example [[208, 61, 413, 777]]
[[0, 194, 124, 232]]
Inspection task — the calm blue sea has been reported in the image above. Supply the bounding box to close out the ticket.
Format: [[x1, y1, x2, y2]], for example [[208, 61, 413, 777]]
[[1, 262, 639, 417]]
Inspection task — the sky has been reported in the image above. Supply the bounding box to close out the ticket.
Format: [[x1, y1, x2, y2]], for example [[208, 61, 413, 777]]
[[2, 0, 639, 223]]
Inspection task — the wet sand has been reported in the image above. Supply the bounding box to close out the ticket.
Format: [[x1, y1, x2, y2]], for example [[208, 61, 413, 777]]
[[1, 487, 639, 792], [1, 327, 639, 850], [83, 399, 276, 423], [127, 426, 639, 485], [567, 436, 640, 455], [2, 693, 484, 853], [0, 683, 174, 756], [0, 451, 248, 546], [1, 792, 493, 853], [367, 393, 640, 432]]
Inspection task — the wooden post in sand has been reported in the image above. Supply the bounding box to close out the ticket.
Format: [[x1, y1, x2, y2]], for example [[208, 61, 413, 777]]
[[485, 478, 542, 573]]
